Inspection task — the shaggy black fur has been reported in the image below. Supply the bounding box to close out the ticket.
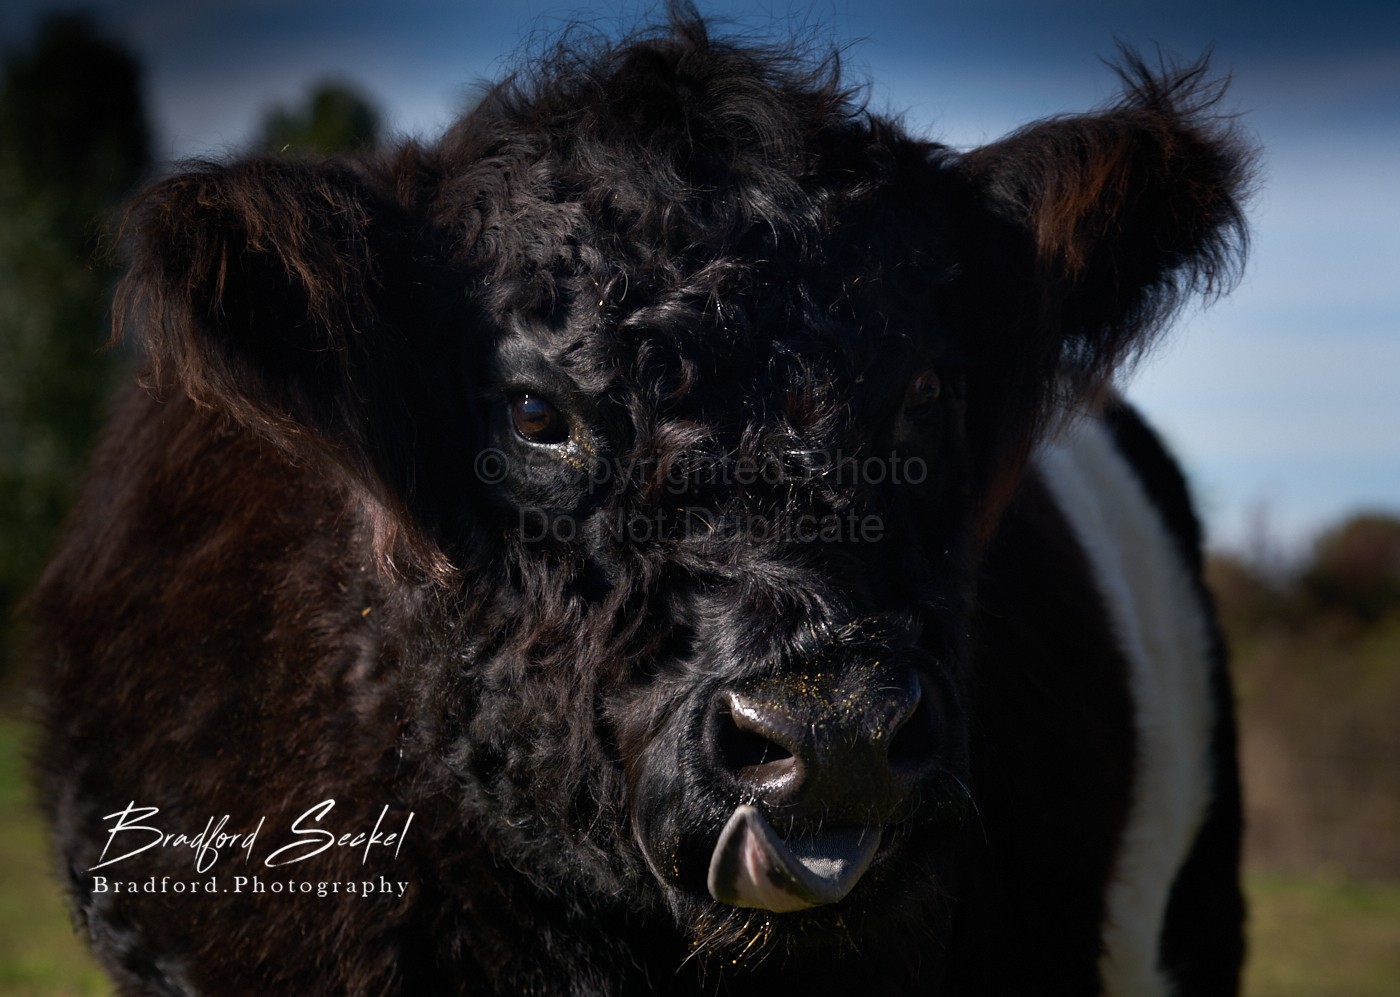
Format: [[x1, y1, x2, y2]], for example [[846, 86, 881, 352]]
[[33, 10, 1251, 995]]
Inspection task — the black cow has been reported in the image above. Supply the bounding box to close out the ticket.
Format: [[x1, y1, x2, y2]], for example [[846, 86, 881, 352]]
[[33, 13, 1250, 996]]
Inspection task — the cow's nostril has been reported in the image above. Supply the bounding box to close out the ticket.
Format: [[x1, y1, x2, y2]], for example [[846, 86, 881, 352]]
[[717, 716, 793, 770], [716, 697, 795, 772], [714, 693, 802, 794]]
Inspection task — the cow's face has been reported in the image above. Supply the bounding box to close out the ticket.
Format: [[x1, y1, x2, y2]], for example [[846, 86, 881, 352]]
[[405, 87, 1012, 951], [448, 211, 982, 952]]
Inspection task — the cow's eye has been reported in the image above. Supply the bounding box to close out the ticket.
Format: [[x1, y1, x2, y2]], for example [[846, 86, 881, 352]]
[[509, 394, 569, 444], [904, 369, 941, 414]]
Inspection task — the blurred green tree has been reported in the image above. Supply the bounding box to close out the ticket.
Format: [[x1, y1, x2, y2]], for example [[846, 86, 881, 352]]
[[0, 14, 151, 682], [258, 81, 380, 155]]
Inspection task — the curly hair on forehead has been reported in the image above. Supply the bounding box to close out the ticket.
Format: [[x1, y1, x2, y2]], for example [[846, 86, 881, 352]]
[[434, 11, 938, 303]]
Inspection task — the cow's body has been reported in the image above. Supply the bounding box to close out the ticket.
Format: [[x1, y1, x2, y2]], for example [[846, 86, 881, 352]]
[[33, 14, 1248, 995], [983, 403, 1241, 995]]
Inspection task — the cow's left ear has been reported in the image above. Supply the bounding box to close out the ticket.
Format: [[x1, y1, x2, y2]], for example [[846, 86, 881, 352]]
[[950, 53, 1253, 533], [119, 158, 408, 459]]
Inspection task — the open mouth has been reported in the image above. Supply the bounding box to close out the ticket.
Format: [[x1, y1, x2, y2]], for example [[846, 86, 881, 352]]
[[706, 804, 881, 913]]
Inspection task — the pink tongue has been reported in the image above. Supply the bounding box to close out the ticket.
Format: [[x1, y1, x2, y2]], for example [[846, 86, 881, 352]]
[[706, 804, 880, 912]]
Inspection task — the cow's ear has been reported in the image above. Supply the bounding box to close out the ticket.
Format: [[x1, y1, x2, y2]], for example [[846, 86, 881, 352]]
[[119, 158, 402, 458], [116, 155, 453, 577], [951, 53, 1253, 535]]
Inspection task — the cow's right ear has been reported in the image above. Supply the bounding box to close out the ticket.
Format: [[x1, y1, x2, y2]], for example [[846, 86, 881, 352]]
[[117, 155, 454, 577], [945, 54, 1253, 539]]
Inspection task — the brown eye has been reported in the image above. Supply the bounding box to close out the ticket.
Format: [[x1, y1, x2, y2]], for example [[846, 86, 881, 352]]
[[509, 394, 569, 444], [904, 369, 941, 413]]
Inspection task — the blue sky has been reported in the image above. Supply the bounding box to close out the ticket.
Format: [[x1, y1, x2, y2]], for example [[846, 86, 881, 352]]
[[4, 0, 1398, 557]]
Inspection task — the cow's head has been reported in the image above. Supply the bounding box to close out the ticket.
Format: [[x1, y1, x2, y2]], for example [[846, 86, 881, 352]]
[[117, 17, 1248, 962]]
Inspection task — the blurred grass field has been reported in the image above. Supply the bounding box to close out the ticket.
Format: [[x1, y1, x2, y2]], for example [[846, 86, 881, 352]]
[[2, 715, 1398, 996], [0, 717, 106, 996], [1246, 872, 1400, 997]]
